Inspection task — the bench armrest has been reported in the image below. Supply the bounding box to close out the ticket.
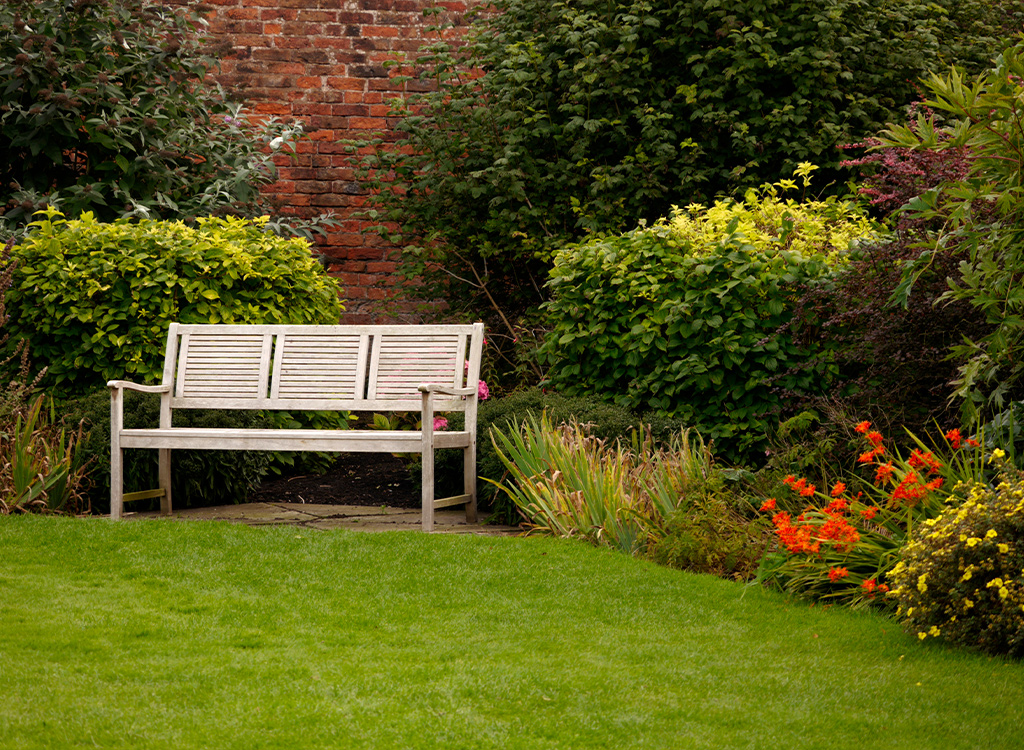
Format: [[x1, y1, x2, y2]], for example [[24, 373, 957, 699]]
[[107, 381, 172, 394], [418, 384, 476, 396]]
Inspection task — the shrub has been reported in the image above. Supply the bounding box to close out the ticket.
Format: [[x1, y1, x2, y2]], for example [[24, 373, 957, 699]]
[[649, 497, 771, 581], [5, 210, 343, 394], [878, 40, 1024, 417], [351, 0, 1013, 367], [540, 173, 876, 463], [756, 420, 985, 608], [59, 389, 272, 514], [782, 118, 993, 434], [0, 0, 307, 233], [889, 450, 1024, 657]]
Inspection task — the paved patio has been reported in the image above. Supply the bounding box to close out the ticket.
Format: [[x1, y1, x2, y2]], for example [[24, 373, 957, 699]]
[[124, 502, 521, 535]]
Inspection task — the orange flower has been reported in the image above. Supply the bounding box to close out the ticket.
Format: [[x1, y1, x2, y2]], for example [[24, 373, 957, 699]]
[[926, 477, 944, 491], [855, 421, 871, 434], [874, 463, 894, 484], [857, 450, 876, 464], [830, 482, 847, 497], [865, 431, 884, 447], [760, 498, 777, 512], [862, 579, 877, 592], [878, 584, 890, 593], [908, 449, 942, 474], [799, 483, 816, 497], [966, 438, 981, 448], [945, 428, 962, 449], [828, 566, 850, 582], [825, 498, 849, 515], [860, 506, 878, 520]]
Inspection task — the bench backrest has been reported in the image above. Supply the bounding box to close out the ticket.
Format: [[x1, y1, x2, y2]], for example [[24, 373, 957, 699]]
[[161, 323, 485, 412]]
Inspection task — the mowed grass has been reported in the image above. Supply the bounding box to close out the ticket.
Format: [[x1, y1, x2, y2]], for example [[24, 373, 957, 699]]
[[0, 517, 1021, 750]]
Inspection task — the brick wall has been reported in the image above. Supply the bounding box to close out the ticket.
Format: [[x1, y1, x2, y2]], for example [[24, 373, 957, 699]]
[[197, 0, 474, 323]]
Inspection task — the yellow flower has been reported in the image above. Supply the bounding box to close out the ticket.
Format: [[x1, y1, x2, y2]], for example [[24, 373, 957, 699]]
[[961, 567, 974, 582], [986, 529, 998, 539], [998, 543, 1009, 554], [964, 599, 974, 609], [999, 587, 1009, 600], [987, 578, 1004, 589], [991, 448, 1006, 463], [917, 574, 928, 593], [929, 626, 941, 637], [966, 537, 981, 548], [918, 632, 928, 640]]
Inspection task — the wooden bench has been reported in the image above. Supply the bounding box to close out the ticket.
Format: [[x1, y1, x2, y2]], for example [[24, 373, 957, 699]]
[[108, 322, 485, 531]]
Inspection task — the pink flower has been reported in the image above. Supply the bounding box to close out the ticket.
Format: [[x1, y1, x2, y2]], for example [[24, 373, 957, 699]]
[[433, 417, 448, 431], [478, 380, 489, 400]]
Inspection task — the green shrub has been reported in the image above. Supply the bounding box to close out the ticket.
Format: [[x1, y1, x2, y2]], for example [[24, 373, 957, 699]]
[[61, 389, 272, 514], [0, 0, 311, 234], [540, 176, 875, 463], [880, 40, 1024, 417], [352, 0, 1016, 364], [5, 210, 342, 394], [650, 497, 770, 581], [889, 450, 1024, 657]]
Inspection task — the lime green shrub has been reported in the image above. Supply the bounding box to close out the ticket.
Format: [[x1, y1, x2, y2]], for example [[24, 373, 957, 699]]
[[889, 450, 1024, 657], [540, 172, 879, 463], [5, 210, 342, 394]]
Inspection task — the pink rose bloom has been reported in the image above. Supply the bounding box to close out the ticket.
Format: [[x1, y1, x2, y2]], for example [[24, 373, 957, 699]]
[[433, 416, 448, 431], [478, 380, 489, 400]]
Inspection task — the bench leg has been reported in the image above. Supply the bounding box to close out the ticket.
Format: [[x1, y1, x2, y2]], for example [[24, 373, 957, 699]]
[[464, 443, 478, 524], [158, 449, 172, 515], [110, 444, 123, 521], [422, 441, 435, 533]]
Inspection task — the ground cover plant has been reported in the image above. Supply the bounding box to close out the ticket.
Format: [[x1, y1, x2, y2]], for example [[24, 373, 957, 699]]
[[1, 516, 1023, 749]]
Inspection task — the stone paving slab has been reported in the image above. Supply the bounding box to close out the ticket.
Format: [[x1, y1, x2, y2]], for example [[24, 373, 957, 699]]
[[124, 502, 521, 536]]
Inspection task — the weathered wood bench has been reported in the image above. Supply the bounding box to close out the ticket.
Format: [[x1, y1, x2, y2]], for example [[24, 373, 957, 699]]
[[108, 322, 485, 531]]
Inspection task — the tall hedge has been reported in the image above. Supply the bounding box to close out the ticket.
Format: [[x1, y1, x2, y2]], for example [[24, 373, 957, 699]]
[[353, 0, 1017, 343], [5, 210, 342, 394]]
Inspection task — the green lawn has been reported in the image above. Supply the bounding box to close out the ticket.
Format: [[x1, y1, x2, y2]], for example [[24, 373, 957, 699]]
[[0, 516, 1021, 749]]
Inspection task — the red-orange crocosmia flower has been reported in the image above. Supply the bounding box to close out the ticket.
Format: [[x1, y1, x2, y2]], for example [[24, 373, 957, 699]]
[[860, 506, 878, 520], [925, 477, 944, 491], [800, 484, 816, 497], [874, 463, 894, 484], [855, 421, 871, 434], [760, 498, 777, 512], [862, 579, 877, 592], [825, 498, 849, 515], [865, 431, 884, 447], [945, 429, 963, 449], [828, 566, 850, 582], [857, 450, 877, 464], [908, 449, 942, 474], [830, 482, 847, 497], [878, 584, 890, 593], [966, 438, 981, 448]]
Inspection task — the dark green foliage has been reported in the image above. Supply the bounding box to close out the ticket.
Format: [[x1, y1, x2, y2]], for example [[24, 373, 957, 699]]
[[540, 225, 837, 464], [61, 389, 271, 513], [880, 40, 1024, 418], [0, 0, 305, 232], [5, 211, 343, 394], [352, 0, 1014, 363], [649, 497, 771, 580]]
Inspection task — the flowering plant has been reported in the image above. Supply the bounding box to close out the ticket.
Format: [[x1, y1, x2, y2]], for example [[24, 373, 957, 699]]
[[889, 449, 1024, 657], [757, 421, 983, 608]]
